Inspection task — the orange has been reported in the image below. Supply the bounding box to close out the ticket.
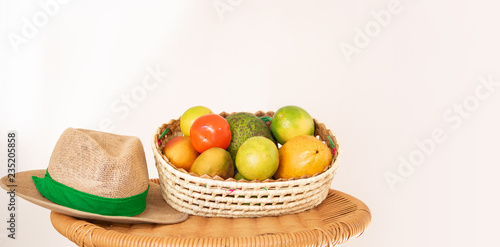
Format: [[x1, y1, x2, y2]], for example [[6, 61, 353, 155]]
[[235, 137, 279, 180], [274, 135, 332, 179], [270, 105, 315, 145], [163, 136, 199, 171], [189, 148, 234, 179]]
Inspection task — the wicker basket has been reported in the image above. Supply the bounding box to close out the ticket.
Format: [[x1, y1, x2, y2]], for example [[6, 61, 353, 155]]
[[151, 111, 340, 218]]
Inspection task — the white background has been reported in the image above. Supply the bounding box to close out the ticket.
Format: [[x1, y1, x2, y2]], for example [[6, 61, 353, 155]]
[[1, 0, 498, 246]]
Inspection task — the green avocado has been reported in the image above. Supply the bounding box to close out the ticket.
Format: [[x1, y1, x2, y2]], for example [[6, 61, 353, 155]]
[[226, 112, 277, 162]]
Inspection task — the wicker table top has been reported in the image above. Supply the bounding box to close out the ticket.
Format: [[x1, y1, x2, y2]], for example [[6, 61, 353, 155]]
[[50, 180, 371, 247]]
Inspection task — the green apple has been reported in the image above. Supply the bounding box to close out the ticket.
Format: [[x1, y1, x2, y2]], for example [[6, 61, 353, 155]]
[[180, 106, 213, 136]]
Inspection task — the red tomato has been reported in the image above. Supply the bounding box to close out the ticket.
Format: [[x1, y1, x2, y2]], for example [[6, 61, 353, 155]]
[[190, 114, 232, 153]]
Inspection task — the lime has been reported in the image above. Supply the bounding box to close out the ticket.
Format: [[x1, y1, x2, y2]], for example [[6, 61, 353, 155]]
[[235, 137, 279, 180], [234, 172, 246, 180], [270, 106, 315, 144]]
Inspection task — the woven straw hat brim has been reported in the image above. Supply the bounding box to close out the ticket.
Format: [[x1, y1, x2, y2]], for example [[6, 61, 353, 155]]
[[1, 170, 188, 224]]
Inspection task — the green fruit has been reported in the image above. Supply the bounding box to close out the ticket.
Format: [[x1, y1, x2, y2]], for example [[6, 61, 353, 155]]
[[236, 136, 279, 180], [234, 172, 246, 180], [270, 106, 315, 145], [225, 112, 276, 162]]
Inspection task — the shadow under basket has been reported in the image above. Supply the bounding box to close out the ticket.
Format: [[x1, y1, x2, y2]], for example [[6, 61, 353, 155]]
[[151, 111, 340, 218]]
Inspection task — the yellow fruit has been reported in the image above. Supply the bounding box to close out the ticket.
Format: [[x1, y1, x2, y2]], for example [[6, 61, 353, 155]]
[[163, 136, 199, 171], [270, 105, 315, 145], [189, 147, 234, 179], [235, 136, 279, 180], [180, 106, 213, 136], [274, 135, 332, 179]]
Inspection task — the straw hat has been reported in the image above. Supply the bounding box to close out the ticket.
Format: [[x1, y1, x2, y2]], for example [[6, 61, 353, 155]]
[[0, 128, 188, 224]]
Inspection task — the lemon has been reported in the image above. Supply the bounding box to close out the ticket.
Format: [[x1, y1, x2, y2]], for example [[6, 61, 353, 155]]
[[180, 106, 213, 136], [235, 137, 279, 180], [270, 105, 315, 145]]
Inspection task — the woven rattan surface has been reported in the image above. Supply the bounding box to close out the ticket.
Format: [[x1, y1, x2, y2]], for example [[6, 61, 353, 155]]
[[50, 180, 371, 247]]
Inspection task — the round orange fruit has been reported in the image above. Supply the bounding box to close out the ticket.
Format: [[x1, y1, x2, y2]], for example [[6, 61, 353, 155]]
[[163, 136, 200, 171], [274, 135, 332, 179]]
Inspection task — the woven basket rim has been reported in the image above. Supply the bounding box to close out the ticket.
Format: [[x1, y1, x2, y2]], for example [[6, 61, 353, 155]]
[[152, 111, 340, 185], [153, 142, 339, 188]]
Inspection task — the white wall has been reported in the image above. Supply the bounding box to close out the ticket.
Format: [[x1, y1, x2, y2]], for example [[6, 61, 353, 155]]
[[1, 0, 498, 246]]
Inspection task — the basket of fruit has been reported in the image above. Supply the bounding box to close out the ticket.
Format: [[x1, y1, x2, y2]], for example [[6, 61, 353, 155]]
[[152, 106, 340, 218]]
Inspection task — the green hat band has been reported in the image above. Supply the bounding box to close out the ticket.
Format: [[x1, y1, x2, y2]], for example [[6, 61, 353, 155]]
[[32, 170, 149, 217]]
